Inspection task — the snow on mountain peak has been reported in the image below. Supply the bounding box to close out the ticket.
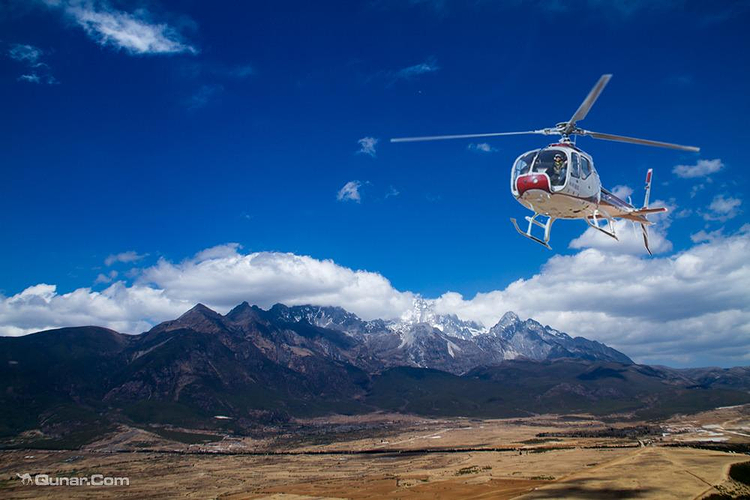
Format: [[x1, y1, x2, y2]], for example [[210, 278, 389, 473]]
[[391, 297, 487, 339]]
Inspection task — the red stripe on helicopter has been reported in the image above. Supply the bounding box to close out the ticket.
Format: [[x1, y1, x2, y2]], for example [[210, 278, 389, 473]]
[[516, 174, 550, 195], [646, 170, 652, 183]]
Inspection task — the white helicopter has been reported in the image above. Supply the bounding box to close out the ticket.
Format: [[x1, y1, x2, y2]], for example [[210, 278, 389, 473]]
[[391, 74, 700, 254]]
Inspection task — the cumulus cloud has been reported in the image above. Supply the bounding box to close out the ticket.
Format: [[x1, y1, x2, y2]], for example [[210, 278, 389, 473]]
[[94, 270, 118, 284], [140, 246, 414, 316], [105, 251, 147, 266], [2, 234, 750, 366], [611, 185, 634, 201], [336, 180, 362, 203], [47, 0, 196, 55], [673, 158, 724, 179], [0, 283, 184, 337], [703, 195, 742, 222], [434, 232, 750, 366], [690, 227, 725, 243], [356, 137, 378, 157], [468, 143, 497, 153], [0, 246, 415, 335]]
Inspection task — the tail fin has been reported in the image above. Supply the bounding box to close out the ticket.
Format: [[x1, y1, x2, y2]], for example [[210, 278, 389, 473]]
[[641, 169, 653, 255], [641, 224, 652, 255]]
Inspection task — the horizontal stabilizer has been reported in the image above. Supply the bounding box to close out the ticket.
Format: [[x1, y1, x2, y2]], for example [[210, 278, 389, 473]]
[[629, 207, 668, 216]]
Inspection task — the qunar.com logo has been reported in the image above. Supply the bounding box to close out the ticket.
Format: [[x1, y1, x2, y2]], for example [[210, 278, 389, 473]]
[[17, 472, 130, 486]]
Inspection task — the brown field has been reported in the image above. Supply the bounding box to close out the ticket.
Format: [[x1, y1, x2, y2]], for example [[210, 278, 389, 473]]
[[1, 406, 750, 499]]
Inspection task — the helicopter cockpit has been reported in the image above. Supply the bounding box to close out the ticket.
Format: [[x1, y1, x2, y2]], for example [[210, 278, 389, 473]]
[[512, 147, 573, 191]]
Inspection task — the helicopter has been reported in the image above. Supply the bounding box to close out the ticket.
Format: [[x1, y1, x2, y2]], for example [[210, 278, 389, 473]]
[[390, 74, 700, 255]]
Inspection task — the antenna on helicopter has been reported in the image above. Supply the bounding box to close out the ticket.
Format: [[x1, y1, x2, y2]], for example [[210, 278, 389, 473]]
[[390, 74, 700, 153]]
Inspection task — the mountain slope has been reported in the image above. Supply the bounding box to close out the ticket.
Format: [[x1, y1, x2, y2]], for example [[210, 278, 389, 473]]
[[1, 302, 747, 447]]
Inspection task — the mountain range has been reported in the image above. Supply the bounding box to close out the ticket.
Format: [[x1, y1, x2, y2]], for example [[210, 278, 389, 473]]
[[1, 301, 749, 447]]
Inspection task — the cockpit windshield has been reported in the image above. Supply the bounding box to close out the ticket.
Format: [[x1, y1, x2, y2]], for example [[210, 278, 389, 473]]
[[512, 150, 538, 186], [533, 149, 568, 187]]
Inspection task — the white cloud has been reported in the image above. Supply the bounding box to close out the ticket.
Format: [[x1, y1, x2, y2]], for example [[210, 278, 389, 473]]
[[385, 185, 400, 198], [94, 270, 118, 284], [1, 234, 750, 366], [0, 246, 415, 335], [690, 227, 724, 243], [672, 158, 724, 179], [8, 44, 43, 64], [611, 185, 634, 201], [17, 73, 59, 84], [377, 57, 439, 86], [8, 43, 58, 84], [139, 246, 414, 318], [0, 282, 183, 336], [393, 57, 439, 80], [337, 180, 362, 203], [356, 137, 378, 157], [434, 232, 750, 366], [468, 143, 497, 153], [48, 1, 196, 55], [18, 74, 41, 84], [105, 251, 147, 266], [703, 195, 742, 222]]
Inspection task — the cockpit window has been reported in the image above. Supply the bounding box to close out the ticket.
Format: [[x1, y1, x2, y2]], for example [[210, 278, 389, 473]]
[[512, 150, 538, 184], [533, 149, 568, 187], [570, 152, 580, 178], [580, 155, 592, 179]]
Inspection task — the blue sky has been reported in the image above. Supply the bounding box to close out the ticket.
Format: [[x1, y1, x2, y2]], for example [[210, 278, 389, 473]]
[[1, 0, 749, 367]]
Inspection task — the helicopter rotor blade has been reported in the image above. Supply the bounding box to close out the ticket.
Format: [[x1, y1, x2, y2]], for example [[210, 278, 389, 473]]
[[581, 130, 700, 152], [565, 74, 612, 134], [390, 130, 548, 143]]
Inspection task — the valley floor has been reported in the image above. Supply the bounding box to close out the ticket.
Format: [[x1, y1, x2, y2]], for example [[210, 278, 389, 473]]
[[2, 405, 750, 499]]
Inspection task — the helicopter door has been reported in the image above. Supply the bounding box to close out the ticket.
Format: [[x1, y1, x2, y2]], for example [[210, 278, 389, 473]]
[[532, 149, 568, 189], [570, 153, 580, 179], [580, 156, 592, 179]]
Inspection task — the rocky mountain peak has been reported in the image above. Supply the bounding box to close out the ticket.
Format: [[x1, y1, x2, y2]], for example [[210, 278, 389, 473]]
[[151, 303, 227, 335], [497, 311, 521, 328], [224, 301, 260, 324], [398, 297, 437, 326], [179, 303, 221, 320]]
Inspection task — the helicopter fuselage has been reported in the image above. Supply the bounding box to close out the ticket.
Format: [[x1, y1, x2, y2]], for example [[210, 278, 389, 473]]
[[511, 144, 602, 220]]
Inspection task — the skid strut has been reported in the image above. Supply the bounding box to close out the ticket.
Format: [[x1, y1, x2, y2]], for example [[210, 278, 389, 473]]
[[585, 210, 618, 240], [510, 213, 555, 250]]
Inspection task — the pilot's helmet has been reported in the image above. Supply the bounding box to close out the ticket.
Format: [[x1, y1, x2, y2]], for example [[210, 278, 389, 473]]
[[554, 153, 564, 164]]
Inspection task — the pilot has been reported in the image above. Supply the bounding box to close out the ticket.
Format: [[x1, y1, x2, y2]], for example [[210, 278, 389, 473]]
[[551, 153, 567, 185]]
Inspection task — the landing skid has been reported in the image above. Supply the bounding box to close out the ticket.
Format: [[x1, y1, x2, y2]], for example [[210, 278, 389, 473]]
[[586, 210, 619, 240], [510, 214, 555, 250]]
